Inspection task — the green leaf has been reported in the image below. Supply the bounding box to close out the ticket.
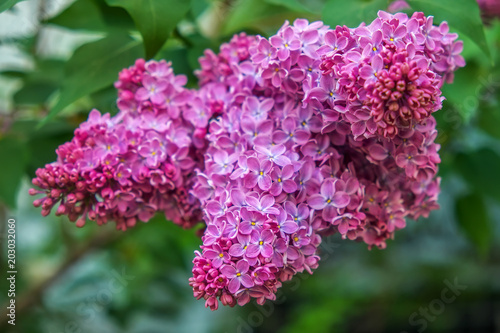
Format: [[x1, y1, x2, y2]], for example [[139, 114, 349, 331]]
[[478, 105, 500, 140], [407, 0, 491, 61], [157, 47, 196, 83], [440, 60, 484, 121], [476, 66, 500, 139], [323, 0, 388, 28], [166, 32, 214, 84], [223, 0, 291, 35], [27, 123, 75, 177], [9, 120, 75, 177], [31, 59, 66, 82], [0, 0, 23, 13], [45, 0, 107, 31], [94, 0, 135, 30], [0, 137, 29, 208], [190, 0, 210, 18], [45, 0, 134, 31], [455, 193, 492, 256], [12, 59, 65, 106], [264, 0, 318, 14], [455, 148, 500, 203], [42, 34, 143, 125], [0, 69, 27, 78], [13, 81, 59, 105], [105, 0, 192, 59], [89, 85, 121, 116]]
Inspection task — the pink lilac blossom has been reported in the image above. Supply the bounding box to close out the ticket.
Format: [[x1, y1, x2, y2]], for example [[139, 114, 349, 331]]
[[30, 59, 208, 230], [31, 13, 463, 312], [189, 12, 463, 310]]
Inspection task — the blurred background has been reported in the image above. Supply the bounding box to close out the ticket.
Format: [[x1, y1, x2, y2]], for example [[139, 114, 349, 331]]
[[0, 0, 499, 332]]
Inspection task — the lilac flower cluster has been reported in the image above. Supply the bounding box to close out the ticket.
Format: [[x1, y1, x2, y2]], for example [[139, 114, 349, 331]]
[[189, 11, 463, 310], [30, 11, 464, 312], [30, 59, 206, 230], [318, 11, 465, 138]]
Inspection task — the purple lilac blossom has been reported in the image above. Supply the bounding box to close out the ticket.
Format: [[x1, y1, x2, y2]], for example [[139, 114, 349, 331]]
[[189, 12, 463, 310], [30, 59, 208, 230], [30, 14, 464, 311]]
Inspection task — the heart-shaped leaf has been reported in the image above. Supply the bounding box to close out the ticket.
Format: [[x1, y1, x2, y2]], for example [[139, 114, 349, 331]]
[[323, 0, 389, 28], [105, 0, 192, 59], [42, 34, 143, 125]]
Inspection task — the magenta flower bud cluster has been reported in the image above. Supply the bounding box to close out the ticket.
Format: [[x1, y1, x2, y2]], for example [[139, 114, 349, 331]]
[[30, 59, 207, 230], [317, 11, 464, 138], [189, 11, 463, 310]]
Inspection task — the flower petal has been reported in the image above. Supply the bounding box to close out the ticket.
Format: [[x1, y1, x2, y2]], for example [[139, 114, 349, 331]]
[[228, 278, 241, 294], [308, 194, 326, 210], [332, 191, 350, 208]]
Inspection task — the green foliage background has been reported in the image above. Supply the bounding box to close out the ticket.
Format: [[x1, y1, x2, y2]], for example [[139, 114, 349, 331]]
[[0, 0, 499, 332]]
